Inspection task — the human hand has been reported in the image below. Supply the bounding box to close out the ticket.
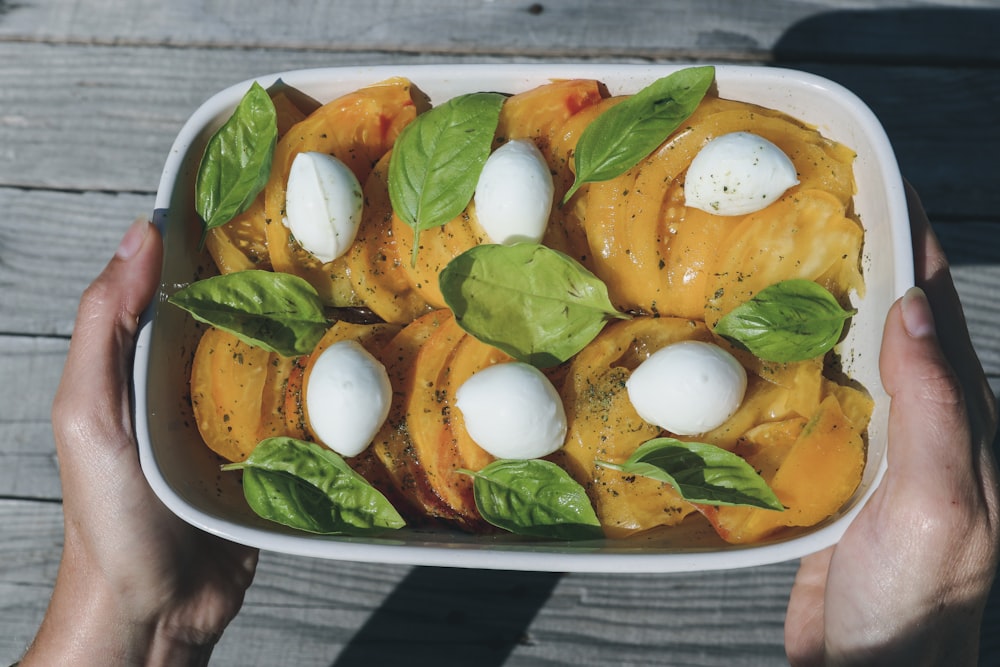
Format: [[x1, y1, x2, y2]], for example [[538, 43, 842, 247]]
[[784, 185, 1000, 665], [22, 219, 258, 666]]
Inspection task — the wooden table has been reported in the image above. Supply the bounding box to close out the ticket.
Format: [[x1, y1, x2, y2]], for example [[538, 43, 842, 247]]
[[2, 1, 998, 664]]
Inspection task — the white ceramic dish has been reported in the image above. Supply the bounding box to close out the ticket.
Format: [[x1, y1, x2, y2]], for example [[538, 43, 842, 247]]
[[135, 64, 912, 572]]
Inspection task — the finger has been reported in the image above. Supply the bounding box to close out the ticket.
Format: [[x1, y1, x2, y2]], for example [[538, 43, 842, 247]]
[[880, 287, 996, 564], [52, 219, 163, 462], [881, 287, 970, 470]]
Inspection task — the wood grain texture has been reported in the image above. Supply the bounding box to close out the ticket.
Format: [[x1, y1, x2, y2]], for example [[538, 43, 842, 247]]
[[0, 189, 143, 336], [0, 337, 66, 500], [1, 504, 996, 665], [2, 0, 998, 64], [1, 42, 997, 221], [0, 499, 796, 666]]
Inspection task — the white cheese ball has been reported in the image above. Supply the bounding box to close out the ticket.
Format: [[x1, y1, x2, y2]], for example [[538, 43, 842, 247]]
[[626, 341, 747, 436], [306, 340, 392, 457], [474, 139, 554, 245], [684, 132, 799, 216], [455, 361, 567, 459], [284, 151, 363, 263]]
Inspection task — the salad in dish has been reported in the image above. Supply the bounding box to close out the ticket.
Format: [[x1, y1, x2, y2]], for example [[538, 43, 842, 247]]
[[168, 66, 870, 544]]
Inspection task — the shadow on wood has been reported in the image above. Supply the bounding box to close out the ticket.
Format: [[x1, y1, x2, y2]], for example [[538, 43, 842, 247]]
[[772, 8, 1000, 223], [331, 566, 561, 666], [773, 7, 1000, 66]]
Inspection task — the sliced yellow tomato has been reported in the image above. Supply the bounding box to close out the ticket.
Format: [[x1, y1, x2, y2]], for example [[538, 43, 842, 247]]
[[583, 94, 858, 321], [702, 395, 866, 544], [371, 309, 453, 524], [498, 78, 607, 265], [346, 152, 434, 324], [190, 327, 273, 462], [264, 77, 428, 306], [400, 312, 485, 529], [369, 309, 514, 531], [554, 317, 712, 537], [204, 91, 313, 275]]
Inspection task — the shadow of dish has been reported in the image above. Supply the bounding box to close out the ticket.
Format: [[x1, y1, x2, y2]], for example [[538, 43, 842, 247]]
[[331, 567, 561, 667], [772, 7, 1000, 66], [773, 7, 1000, 234]]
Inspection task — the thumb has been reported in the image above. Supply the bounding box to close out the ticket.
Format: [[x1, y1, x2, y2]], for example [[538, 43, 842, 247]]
[[53, 218, 163, 461], [879, 286, 973, 488]]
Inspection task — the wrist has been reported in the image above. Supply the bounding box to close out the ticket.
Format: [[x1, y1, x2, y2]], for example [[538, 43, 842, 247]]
[[20, 548, 218, 667], [826, 604, 985, 667], [22, 592, 218, 667]]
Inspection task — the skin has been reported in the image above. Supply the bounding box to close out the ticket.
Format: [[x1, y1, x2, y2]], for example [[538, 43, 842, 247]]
[[20, 184, 999, 664], [21, 219, 258, 666], [784, 185, 1000, 665]]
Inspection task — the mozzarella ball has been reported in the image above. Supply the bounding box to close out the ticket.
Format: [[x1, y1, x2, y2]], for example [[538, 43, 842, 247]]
[[284, 151, 363, 263], [626, 341, 747, 436], [455, 361, 567, 459], [306, 340, 392, 457], [684, 132, 799, 216], [474, 139, 554, 245]]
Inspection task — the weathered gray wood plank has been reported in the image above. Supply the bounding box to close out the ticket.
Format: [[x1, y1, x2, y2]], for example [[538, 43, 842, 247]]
[[0, 188, 142, 337], [2, 43, 997, 220], [0, 44, 513, 194], [2, 0, 997, 64], [0, 337, 65, 500], [2, 498, 998, 666], [0, 499, 61, 662], [0, 498, 796, 666]]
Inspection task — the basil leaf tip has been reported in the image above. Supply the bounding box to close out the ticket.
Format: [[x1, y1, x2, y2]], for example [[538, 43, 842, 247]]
[[462, 459, 603, 540], [223, 437, 405, 534], [597, 438, 784, 511], [714, 279, 856, 363], [563, 65, 715, 204], [195, 81, 278, 243]]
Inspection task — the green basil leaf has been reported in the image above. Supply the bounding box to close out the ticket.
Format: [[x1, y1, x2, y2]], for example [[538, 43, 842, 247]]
[[168, 270, 330, 356], [563, 66, 715, 203], [387, 92, 505, 264], [223, 437, 405, 534], [439, 243, 626, 368], [598, 438, 784, 510], [460, 459, 603, 540], [713, 279, 856, 363], [195, 82, 278, 238]]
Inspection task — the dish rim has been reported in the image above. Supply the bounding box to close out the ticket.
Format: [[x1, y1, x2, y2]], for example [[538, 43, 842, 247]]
[[135, 62, 913, 573]]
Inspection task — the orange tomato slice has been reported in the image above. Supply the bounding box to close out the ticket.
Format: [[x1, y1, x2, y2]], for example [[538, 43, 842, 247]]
[[190, 327, 274, 462], [204, 91, 314, 275], [264, 77, 428, 306]]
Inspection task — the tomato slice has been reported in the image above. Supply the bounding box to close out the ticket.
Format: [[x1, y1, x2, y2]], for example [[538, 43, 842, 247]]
[[190, 327, 273, 462], [699, 395, 865, 544], [264, 77, 427, 306], [204, 91, 314, 275]]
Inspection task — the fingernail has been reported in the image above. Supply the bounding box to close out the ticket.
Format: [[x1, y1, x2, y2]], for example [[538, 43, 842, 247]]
[[901, 286, 935, 338], [116, 218, 150, 260]]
